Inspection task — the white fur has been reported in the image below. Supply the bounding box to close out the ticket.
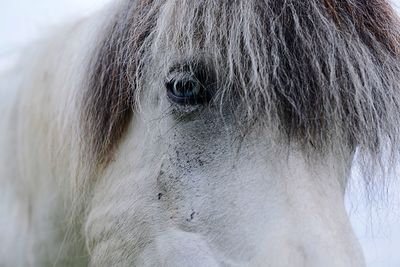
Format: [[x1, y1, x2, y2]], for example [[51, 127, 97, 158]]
[[0, 10, 111, 266], [0, 1, 382, 266]]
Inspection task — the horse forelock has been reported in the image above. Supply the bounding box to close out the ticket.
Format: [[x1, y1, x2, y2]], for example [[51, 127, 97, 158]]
[[82, 0, 400, 170], [82, 0, 160, 166]]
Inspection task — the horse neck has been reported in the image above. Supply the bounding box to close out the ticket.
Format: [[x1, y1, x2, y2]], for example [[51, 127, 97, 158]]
[[0, 13, 110, 266]]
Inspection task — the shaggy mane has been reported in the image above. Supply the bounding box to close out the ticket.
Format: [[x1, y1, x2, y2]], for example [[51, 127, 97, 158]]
[[82, 0, 159, 165], [83, 0, 400, 168]]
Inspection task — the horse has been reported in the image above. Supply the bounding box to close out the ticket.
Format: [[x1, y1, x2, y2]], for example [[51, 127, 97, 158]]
[[1, 0, 400, 266]]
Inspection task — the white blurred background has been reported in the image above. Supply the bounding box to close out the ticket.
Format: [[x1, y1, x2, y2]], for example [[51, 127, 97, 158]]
[[0, 0, 399, 266]]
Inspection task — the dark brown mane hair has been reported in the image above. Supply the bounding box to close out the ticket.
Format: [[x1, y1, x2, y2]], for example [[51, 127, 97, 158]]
[[324, 0, 399, 54], [82, 0, 159, 165]]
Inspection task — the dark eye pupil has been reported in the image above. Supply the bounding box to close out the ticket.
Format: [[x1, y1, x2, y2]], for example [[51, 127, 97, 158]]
[[166, 74, 209, 105], [173, 80, 199, 98]]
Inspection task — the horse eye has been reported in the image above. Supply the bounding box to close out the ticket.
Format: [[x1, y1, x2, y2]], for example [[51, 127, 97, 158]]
[[166, 74, 209, 105]]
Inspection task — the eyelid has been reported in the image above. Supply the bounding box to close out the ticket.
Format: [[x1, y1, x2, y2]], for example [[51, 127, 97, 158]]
[[166, 71, 195, 85], [166, 59, 210, 81]]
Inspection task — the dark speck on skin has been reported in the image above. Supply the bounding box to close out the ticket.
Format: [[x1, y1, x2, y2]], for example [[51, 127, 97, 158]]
[[158, 193, 163, 200], [186, 211, 196, 222]]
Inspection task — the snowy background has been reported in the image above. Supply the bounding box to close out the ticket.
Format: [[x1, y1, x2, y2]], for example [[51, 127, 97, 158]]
[[0, 0, 399, 266]]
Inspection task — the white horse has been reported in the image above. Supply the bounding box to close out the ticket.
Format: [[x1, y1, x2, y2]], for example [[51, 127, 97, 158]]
[[1, 0, 400, 266]]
